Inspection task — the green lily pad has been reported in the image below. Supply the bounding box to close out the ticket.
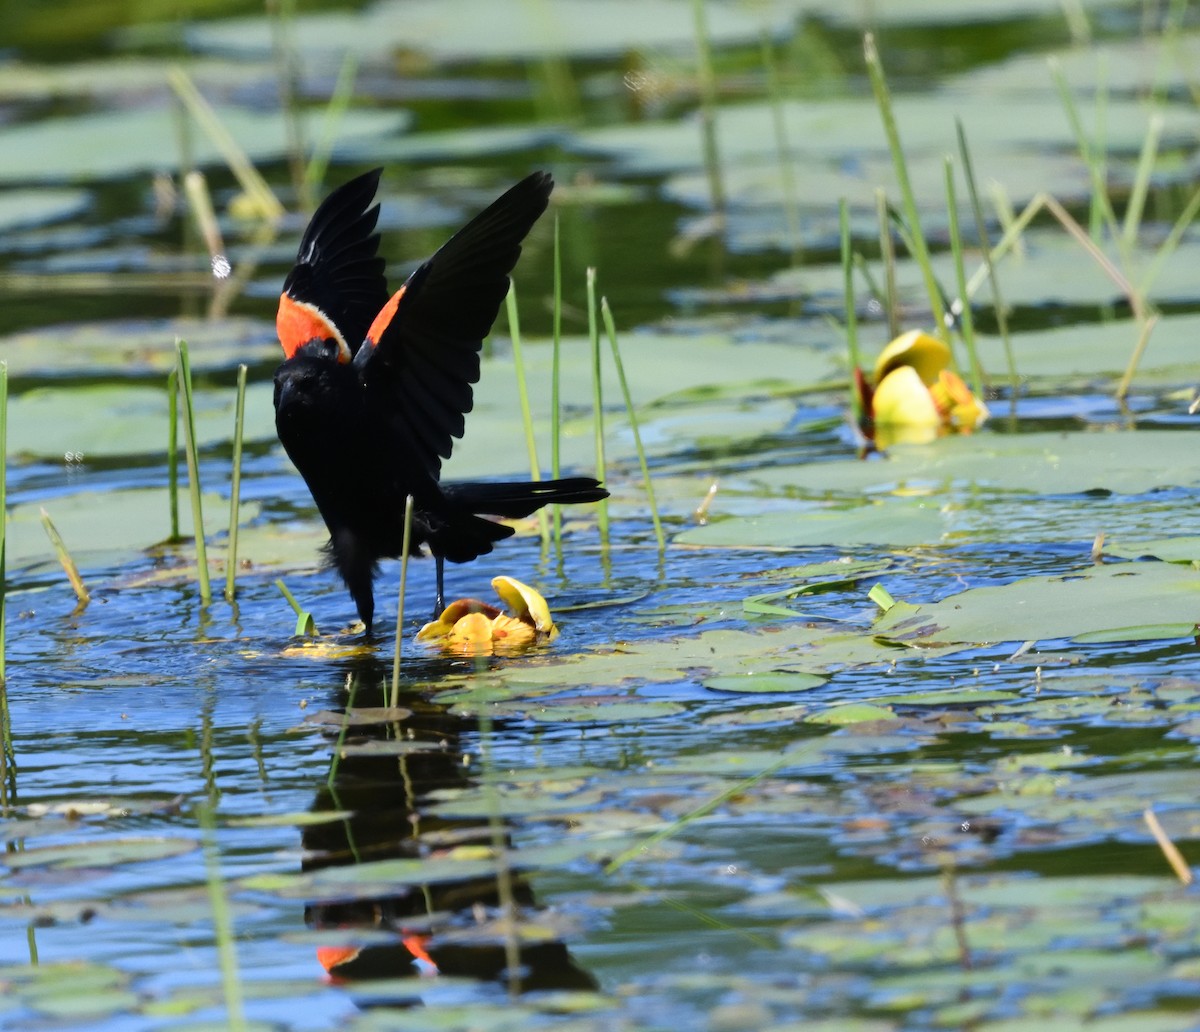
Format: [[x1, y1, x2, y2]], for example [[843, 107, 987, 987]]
[[874, 560, 1200, 646], [0, 317, 276, 379], [6, 489, 259, 573], [704, 672, 826, 694], [2, 837, 198, 870], [8, 381, 276, 459], [0, 105, 408, 182], [806, 703, 897, 725]]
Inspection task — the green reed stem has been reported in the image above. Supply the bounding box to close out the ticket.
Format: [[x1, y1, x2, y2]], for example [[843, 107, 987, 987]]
[[224, 364, 248, 603], [304, 51, 359, 198], [167, 67, 284, 222], [863, 33, 948, 341], [274, 578, 316, 636], [956, 119, 1019, 394], [840, 200, 863, 426], [39, 508, 89, 607], [198, 804, 248, 1032], [943, 158, 983, 398], [689, 0, 726, 222], [1049, 57, 1120, 248], [504, 284, 549, 543], [1138, 181, 1200, 297], [875, 188, 899, 340], [167, 368, 181, 542], [0, 362, 6, 685], [176, 340, 211, 604], [601, 298, 663, 552], [390, 495, 414, 710], [1116, 314, 1159, 401], [550, 216, 563, 547], [1123, 112, 1163, 249], [327, 672, 360, 789], [761, 30, 802, 267], [586, 268, 609, 540]]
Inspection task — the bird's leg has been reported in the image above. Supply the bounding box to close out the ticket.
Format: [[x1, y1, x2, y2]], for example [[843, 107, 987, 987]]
[[434, 555, 446, 619]]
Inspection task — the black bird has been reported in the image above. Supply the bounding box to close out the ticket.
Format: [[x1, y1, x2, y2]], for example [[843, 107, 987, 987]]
[[273, 169, 607, 630]]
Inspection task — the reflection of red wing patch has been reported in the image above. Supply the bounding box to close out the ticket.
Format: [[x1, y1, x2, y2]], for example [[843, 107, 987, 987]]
[[365, 285, 408, 349], [277, 293, 351, 362], [316, 944, 360, 976]]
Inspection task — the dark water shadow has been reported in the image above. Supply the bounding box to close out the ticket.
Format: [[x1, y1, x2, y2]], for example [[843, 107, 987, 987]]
[[300, 654, 596, 1005]]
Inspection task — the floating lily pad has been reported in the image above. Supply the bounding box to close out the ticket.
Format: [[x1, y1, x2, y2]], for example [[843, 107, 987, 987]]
[[874, 560, 1200, 646], [5, 489, 258, 573], [0, 106, 408, 183], [189, 0, 792, 61], [2, 837, 197, 870], [0, 317, 275, 379], [8, 380, 276, 459]]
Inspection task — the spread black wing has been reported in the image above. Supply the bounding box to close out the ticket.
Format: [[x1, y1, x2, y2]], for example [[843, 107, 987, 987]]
[[280, 168, 390, 357], [352, 171, 553, 479]]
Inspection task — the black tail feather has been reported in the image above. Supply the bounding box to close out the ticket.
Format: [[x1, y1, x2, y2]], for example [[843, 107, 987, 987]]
[[442, 477, 607, 519]]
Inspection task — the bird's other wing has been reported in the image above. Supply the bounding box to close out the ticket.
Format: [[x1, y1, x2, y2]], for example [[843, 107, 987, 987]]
[[277, 168, 390, 362], [352, 171, 553, 479]]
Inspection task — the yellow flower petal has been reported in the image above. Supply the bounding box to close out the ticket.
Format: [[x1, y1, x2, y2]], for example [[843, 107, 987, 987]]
[[418, 577, 558, 654], [492, 575, 554, 634], [931, 369, 990, 430], [416, 599, 499, 641], [872, 330, 951, 387], [872, 365, 941, 430]]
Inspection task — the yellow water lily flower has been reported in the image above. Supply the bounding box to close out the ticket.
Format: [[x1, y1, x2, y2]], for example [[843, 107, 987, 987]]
[[416, 575, 558, 655], [862, 330, 988, 448]]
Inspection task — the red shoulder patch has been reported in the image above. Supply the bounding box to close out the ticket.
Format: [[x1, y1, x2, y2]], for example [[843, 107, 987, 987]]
[[364, 284, 408, 349], [276, 293, 351, 362]]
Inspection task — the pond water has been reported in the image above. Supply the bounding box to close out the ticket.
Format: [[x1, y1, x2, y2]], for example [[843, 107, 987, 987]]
[[3, 1, 1200, 1029]]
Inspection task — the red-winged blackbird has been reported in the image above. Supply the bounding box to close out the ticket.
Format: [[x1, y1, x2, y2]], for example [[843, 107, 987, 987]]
[[273, 169, 607, 630]]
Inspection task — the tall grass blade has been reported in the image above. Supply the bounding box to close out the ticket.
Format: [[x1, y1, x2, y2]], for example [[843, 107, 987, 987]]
[[175, 340, 211, 604], [198, 804, 248, 1032], [601, 298, 664, 552], [167, 369, 181, 542], [863, 33, 947, 340], [39, 508, 89, 607], [840, 200, 864, 426], [390, 495, 414, 710], [503, 284, 549, 542], [956, 119, 1019, 394], [943, 157, 984, 398], [224, 364, 248, 603], [167, 67, 284, 222], [586, 268, 610, 540], [550, 216, 563, 548]]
